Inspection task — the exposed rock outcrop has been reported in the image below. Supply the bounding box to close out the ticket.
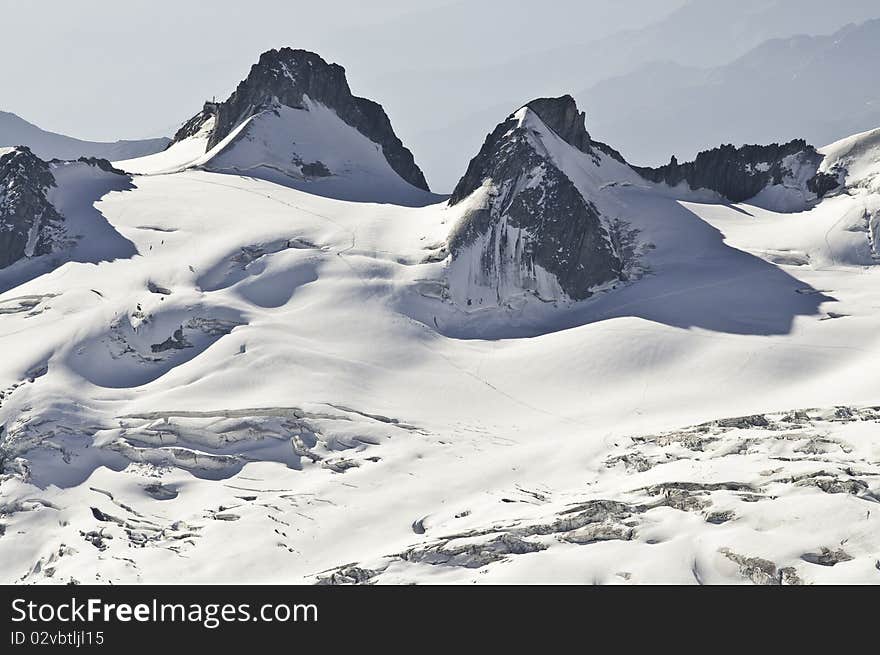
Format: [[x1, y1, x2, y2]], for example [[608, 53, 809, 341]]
[[522, 95, 593, 154], [172, 48, 429, 192], [0, 147, 65, 269], [66, 157, 129, 176], [634, 140, 841, 203], [447, 96, 624, 306]]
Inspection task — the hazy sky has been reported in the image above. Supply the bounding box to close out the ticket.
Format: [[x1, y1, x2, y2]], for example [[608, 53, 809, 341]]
[[2, 0, 878, 190], [0, 1, 685, 158], [0, 0, 680, 138]]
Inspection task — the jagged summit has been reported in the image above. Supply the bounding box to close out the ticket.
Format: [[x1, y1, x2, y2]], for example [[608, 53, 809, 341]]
[[161, 48, 430, 197]]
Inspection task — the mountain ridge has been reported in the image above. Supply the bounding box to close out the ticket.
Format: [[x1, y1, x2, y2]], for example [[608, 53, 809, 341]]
[[0, 111, 169, 163]]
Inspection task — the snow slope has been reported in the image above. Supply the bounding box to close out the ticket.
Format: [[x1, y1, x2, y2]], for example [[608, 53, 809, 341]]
[[1, 127, 880, 585], [0, 111, 169, 162], [820, 127, 880, 192], [113, 116, 216, 176]]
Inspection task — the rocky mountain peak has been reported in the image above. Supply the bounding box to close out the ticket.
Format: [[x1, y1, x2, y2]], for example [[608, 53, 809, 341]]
[[173, 47, 430, 192], [446, 97, 627, 307], [525, 95, 592, 153], [207, 49, 351, 148]]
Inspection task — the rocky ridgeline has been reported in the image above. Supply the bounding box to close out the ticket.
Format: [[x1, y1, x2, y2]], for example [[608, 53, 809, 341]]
[[634, 140, 841, 202], [447, 95, 624, 304], [0, 147, 64, 269], [172, 48, 430, 192], [59, 156, 129, 176]]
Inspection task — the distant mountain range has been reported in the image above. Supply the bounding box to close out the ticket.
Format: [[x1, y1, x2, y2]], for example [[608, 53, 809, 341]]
[[401, 0, 880, 188], [0, 110, 168, 162], [583, 18, 880, 165]]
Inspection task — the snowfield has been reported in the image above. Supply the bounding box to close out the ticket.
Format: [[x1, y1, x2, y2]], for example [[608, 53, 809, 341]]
[[1, 108, 880, 585]]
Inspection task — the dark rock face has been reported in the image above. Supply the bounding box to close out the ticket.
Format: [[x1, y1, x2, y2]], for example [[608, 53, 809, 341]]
[[0, 147, 64, 269], [174, 48, 429, 191], [448, 97, 622, 303], [524, 95, 592, 153], [807, 170, 841, 197], [634, 140, 840, 203]]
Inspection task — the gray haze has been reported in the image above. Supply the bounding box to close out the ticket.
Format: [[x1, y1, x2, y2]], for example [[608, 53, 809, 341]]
[[584, 18, 880, 166], [2, 0, 879, 191]]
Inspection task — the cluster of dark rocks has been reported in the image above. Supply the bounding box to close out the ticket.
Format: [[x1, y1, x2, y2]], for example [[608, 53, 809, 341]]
[[633, 140, 840, 202]]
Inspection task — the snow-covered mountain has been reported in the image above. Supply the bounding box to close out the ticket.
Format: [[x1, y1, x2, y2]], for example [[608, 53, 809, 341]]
[[440, 95, 846, 317], [116, 48, 438, 206], [0, 111, 169, 162], [2, 48, 880, 585], [445, 96, 637, 308]]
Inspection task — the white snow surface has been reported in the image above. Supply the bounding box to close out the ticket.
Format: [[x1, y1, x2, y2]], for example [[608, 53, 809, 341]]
[[820, 126, 880, 193], [113, 116, 217, 176], [2, 116, 880, 585]]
